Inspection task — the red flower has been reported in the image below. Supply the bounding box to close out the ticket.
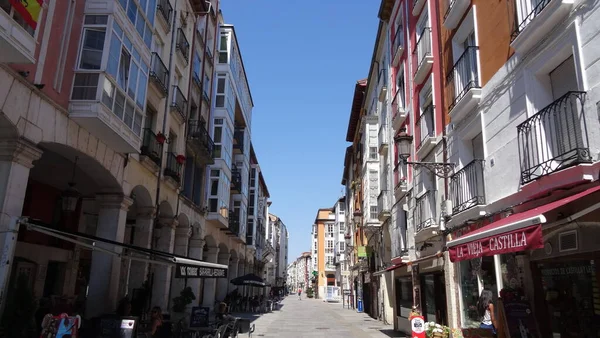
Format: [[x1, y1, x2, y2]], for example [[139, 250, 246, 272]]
[[156, 132, 166, 144], [176, 155, 186, 164]]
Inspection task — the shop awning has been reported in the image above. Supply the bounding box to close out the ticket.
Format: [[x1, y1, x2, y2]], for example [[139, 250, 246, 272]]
[[447, 184, 600, 262], [21, 218, 228, 278], [372, 263, 404, 276]]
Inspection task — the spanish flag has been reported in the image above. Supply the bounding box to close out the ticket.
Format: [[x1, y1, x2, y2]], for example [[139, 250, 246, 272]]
[[9, 0, 43, 30]]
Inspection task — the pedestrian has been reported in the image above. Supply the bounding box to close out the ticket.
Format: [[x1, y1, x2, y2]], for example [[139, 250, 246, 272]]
[[477, 288, 497, 335], [298, 288, 302, 300]]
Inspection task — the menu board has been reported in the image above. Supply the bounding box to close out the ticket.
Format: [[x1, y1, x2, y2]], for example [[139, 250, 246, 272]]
[[97, 316, 138, 338], [500, 298, 539, 338], [189, 307, 209, 328]]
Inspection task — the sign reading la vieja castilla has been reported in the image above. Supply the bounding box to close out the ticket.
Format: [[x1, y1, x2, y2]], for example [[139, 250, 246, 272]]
[[449, 225, 544, 262], [174, 263, 228, 278]]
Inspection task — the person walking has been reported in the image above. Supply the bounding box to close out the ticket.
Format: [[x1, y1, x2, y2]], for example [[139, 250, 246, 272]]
[[298, 288, 302, 300]]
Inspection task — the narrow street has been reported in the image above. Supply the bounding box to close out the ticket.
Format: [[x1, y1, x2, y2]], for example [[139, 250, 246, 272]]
[[235, 297, 405, 338]]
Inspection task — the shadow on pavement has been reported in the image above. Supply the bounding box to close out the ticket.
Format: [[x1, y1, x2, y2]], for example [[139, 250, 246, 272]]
[[378, 329, 409, 337]]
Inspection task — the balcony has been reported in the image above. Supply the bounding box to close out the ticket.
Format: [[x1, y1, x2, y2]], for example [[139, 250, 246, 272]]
[[447, 46, 481, 123], [227, 210, 240, 237], [171, 86, 188, 123], [416, 105, 438, 157], [392, 91, 408, 131], [164, 152, 183, 185], [377, 190, 391, 222], [207, 206, 229, 229], [187, 120, 214, 164], [233, 129, 244, 154], [378, 124, 389, 155], [394, 163, 408, 200], [517, 91, 591, 185], [176, 28, 190, 64], [157, 0, 173, 31], [413, 27, 433, 85], [450, 159, 485, 215], [511, 0, 574, 55], [443, 0, 470, 30], [192, 72, 201, 89], [391, 28, 405, 67], [413, 0, 427, 16], [69, 73, 142, 153], [231, 165, 242, 193], [0, 2, 36, 63], [140, 128, 163, 170], [378, 68, 387, 102], [415, 190, 437, 242], [149, 52, 169, 96]]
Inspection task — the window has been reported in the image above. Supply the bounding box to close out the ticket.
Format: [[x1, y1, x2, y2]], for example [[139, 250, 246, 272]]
[[79, 28, 106, 70], [395, 277, 413, 318], [116, 0, 155, 49], [219, 33, 229, 63], [193, 52, 201, 83], [339, 203, 345, 212], [397, 65, 406, 108], [369, 146, 378, 160], [327, 224, 334, 234], [339, 222, 345, 233], [326, 240, 334, 254], [216, 77, 226, 107], [339, 242, 345, 252], [0, 0, 37, 36]]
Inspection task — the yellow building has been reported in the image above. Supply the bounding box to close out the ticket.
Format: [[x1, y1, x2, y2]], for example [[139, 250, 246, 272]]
[[312, 208, 335, 297]]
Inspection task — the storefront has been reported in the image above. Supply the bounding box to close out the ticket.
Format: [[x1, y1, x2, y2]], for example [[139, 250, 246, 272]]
[[447, 184, 600, 336]]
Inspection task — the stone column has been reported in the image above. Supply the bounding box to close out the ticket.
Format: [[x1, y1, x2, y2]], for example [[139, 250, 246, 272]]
[[86, 194, 133, 318], [216, 252, 231, 302], [187, 238, 205, 304], [150, 219, 176, 310], [170, 226, 191, 303], [228, 257, 239, 293], [201, 246, 220, 309], [127, 207, 155, 296]]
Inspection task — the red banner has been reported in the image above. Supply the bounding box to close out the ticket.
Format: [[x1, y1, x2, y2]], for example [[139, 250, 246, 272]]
[[9, 0, 43, 30], [449, 225, 544, 262]]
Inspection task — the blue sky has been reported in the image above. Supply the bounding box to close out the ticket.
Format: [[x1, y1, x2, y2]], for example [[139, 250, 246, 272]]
[[219, 0, 380, 261]]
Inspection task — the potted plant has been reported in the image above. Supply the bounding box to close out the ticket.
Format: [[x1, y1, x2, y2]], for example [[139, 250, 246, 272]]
[[176, 154, 186, 165], [306, 287, 314, 298], [424, 322, 450, 338], [172, 287, 196, 313], [156, 132, 167, 144]]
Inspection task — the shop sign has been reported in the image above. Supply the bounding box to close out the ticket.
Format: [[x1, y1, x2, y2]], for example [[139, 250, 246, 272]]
[[410, 315, 426, 338], [174, 263, 228, 278], [449, 225, 543, 262], [357, 246, 367, 257]]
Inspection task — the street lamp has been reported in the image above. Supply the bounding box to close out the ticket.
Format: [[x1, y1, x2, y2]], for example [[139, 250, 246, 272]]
[[395, 127, 455, 178], [61, 156, 81, 212]]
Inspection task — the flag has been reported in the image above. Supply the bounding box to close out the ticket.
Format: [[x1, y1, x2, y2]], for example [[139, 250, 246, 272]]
[[9, 0, 43, 30]]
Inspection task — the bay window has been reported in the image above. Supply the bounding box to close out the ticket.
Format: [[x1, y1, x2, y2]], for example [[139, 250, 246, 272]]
[[116, 0, 156, 49]]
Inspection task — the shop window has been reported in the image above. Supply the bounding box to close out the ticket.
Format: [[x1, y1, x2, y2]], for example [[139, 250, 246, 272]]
[[458, 256, 498, 328], [395, 277, 413, 318]]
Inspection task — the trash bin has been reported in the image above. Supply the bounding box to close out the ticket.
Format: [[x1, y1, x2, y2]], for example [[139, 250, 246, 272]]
[[357, 299, 363, 313]]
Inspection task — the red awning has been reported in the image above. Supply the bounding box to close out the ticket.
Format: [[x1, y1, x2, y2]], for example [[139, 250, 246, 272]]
[[448, 184, 600, 262]]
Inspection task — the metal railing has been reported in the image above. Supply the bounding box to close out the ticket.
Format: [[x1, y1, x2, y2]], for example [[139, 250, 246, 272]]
[[450, 159, 485, 214], [157, 0, 173, 27], [517, 91, 591, 184], [413, 27, 432, 71], [171, 86, 187, 120], [140, 128, 163, 166], [377, 190, 391, 215], [228, 210, 240, 236], [415, 190, 436, 233], [187, 120, 214, 157], [231, 165, 242, 192], [176, 28, 190, 62], [416, 104, 435, 149], [512, 0, 551, 41], [150, 52, 168, 94], [447, 46, 480, 111], [444, 0, 457, 21], [234, 129, 244, 152], [392, 26, 404, 55], [164, 152, 183, 183]]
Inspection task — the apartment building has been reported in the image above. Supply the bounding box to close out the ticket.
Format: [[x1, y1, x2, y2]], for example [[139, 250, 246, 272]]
[[311, 208, 336, 298], [266, 213, 288, 288], [332, 197, 350, 290], [287, 252, 312, 292], [0, 0, 274, 323]]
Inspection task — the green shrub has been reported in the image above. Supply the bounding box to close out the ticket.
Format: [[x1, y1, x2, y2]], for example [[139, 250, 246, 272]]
[[306, 287, 314, 298]]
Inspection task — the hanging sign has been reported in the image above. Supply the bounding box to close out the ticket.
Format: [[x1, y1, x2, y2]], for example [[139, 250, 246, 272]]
[[174, 263, 228, 278], [448, 225, 544, 262]]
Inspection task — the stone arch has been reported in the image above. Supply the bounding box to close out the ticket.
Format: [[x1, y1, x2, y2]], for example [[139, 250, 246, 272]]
[[177, 213, 190, 228], [158, 201, 174, 218], [229, 249, 237, 260], [203, 234, 217, 248], [130, 185, 154, 208], [0, 114, 19, 139], [30, 142, 123, 198], [190, 221, 203, 239]]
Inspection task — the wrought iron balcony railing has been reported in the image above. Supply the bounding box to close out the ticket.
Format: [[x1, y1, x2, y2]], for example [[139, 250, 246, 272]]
[[416, 104, 435, 149], [517, 91, 590, 184], [231, 165, 242, 192], [164, 152, 183, 183], [157, 0, 173, 27], [228, 210, 240, 236], [512, 0, 551, 41], [171, 86, 187, 120], [413, 27, 432, 70], [176, 28, 190, 63], [447, 46, 480, 111], [150, 52, 169, 94], [187, 120, 214, 159], [140, 128, 163, 166], [415, 190, 436, 233], [450, 159, 485, 214]]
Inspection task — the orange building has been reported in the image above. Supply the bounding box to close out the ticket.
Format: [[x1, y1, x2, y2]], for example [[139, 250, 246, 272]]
[[311, 208, 336, 298]]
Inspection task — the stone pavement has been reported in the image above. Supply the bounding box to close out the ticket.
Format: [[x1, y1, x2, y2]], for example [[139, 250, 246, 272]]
[[232, 296, 408, 338]]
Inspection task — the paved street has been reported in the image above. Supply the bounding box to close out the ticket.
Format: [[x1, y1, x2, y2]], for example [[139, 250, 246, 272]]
[[234, 296, 406, 338]]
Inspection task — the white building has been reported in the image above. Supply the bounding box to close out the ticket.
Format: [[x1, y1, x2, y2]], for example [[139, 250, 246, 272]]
[[333, 197, 350, 290]]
